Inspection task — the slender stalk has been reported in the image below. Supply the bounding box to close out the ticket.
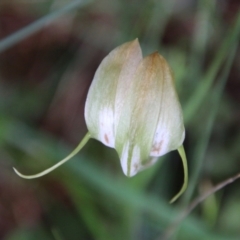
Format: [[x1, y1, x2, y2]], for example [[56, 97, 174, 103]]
[[170, 145, 188, 203], [13, 132, 91, 179]]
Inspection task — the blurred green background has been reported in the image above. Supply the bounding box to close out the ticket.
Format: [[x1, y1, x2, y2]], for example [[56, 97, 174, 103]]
[[0, 0, 240, 239]]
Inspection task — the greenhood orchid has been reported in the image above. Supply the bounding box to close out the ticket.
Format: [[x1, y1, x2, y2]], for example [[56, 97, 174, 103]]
[[14, 39, 188, 203]]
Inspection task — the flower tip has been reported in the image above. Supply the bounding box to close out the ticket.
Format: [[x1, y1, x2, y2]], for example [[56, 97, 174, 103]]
[[126, 38, 141, 49], [133, 38, 139, 43], [148, 51, 166, 62], [129, 38, 140, 49], [121, 164, 138, 178]]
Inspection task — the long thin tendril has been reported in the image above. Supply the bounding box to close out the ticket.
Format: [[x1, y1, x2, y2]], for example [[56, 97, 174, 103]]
[[13, 132, 91, 179], [170, 145, 188, 203]]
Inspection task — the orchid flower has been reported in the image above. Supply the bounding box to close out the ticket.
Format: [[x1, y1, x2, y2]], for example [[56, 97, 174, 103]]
[[14, 39, 188, 203]]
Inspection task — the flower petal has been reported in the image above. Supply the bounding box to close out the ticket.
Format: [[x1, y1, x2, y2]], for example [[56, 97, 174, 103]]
[[150, 54, 185, 157], [85, 39, 142, 147], [115, 53, 164, 176]]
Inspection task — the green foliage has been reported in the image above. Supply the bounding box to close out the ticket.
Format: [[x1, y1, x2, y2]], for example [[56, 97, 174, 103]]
[[0, 0, 240, 239]]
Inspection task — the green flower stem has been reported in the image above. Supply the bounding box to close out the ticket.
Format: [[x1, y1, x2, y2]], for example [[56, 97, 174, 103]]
[[13, 132, 91, 179], [170, 145, 188, 203]]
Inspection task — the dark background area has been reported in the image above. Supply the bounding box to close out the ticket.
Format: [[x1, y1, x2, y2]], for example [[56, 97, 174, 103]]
[[0, 0, 240, 239]]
